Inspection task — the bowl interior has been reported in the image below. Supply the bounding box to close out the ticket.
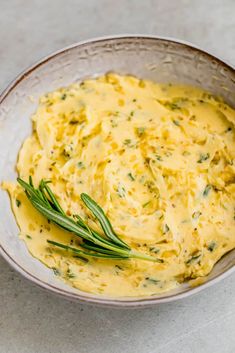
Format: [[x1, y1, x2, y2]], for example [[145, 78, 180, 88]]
[[0, 36, 235, 306]]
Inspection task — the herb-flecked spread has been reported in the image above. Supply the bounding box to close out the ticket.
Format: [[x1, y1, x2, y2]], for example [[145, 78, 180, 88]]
[[3, 73, 235, 297]]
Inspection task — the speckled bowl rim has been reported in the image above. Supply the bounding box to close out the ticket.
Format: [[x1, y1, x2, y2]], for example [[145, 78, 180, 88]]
[[0, 35, 235, 308]]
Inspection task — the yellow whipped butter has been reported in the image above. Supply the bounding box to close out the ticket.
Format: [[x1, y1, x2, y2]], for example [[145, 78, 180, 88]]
[[3, 73, 235, 297]]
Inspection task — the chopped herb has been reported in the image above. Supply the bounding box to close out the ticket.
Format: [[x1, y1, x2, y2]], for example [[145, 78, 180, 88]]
[[165, 102, 180, 110], [186, 253, 201, 265], [123, 139, 132, 146], [163, 224, 170, 234], [197, 153, 210, 163], [132, 98, 137, 102], [145, 277, 160, 284], [136, 127, 146, 137], [192, 211, 202, 220], [226, 127, 232, 132], [69, 120, 79, 125], [155, 155, 163, 161], [77, 161, 85, 169], [117, 183, 126, 198], [143, 201, 151, 208], [63, 145, 73, 158], [61, 93, 67, 100], [115, 265, 123, 271], [66, 269, 76, 279], [207, 241, 217, 252], [130, 111, 134, 117], [144, 180, 156, 192], [16, 199, 21, 207], [155, 239, 167, 244], [127, 172, 135, 181], [111, 119, 118, 128], [173, 119, 180, 126], [52, 267, 61, 276], [203, 184, 212, 197], [182, 151, 191, 156], [149, 247, 160, 254], [26, 234, 32, 239]]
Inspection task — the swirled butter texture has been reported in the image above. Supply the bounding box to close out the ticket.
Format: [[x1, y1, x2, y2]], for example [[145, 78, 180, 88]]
[[3, 74, 235, 297]]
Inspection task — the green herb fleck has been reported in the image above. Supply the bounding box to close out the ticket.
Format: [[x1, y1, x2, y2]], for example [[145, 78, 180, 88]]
[[136, 127, 146, 137], [63, 145, 73, 158], [163, 224, 170, 234], [186, 253, 201, 265], [226, 127, 232, 132], [149, 247, 160, 254], [143, 201, 151, 208], [192, 211, 202, 220], [16, 199, 21, 207], [144, 180, 157, 193], [197, 153, 210, 163], [61, 93, 67, 100], [26, 234, 32, 239], [203, 184, 212, 197], [111, 119, 118, 128], [145, 277, 160, 284], [117, 183, 126, 198], [66, 269, 76, 279], [52, 267, 61, 276], [123, 139, 132, 146], [69, 120, 79, 125], [77, 161, 85, 169], [207, 241, 217, 252], [115, 265, 123, 271], [127, 172, 135, 181], [155, 155, 163, 161], [166, 102, 180, 110], [173, 119, 180, 126]]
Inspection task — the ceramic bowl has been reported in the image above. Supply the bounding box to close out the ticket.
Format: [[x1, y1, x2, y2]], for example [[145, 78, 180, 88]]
[[0, 35, 235, 307]]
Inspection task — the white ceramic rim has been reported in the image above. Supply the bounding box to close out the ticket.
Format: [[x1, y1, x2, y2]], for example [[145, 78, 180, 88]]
[[0, 34, 234, 308]]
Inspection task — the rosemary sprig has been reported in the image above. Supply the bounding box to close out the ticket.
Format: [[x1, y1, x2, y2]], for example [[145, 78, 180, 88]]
[[17, 178, 158, 262]]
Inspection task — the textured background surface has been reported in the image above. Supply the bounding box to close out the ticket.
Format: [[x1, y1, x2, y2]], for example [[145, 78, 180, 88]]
[[0, 1, 235, 352]]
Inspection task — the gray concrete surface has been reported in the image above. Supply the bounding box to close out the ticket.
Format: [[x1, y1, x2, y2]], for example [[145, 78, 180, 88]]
[[0, 1, 235, 352]]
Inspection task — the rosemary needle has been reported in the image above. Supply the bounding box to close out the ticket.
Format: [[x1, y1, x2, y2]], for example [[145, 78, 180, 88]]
[[17, 177, 159, 262]]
